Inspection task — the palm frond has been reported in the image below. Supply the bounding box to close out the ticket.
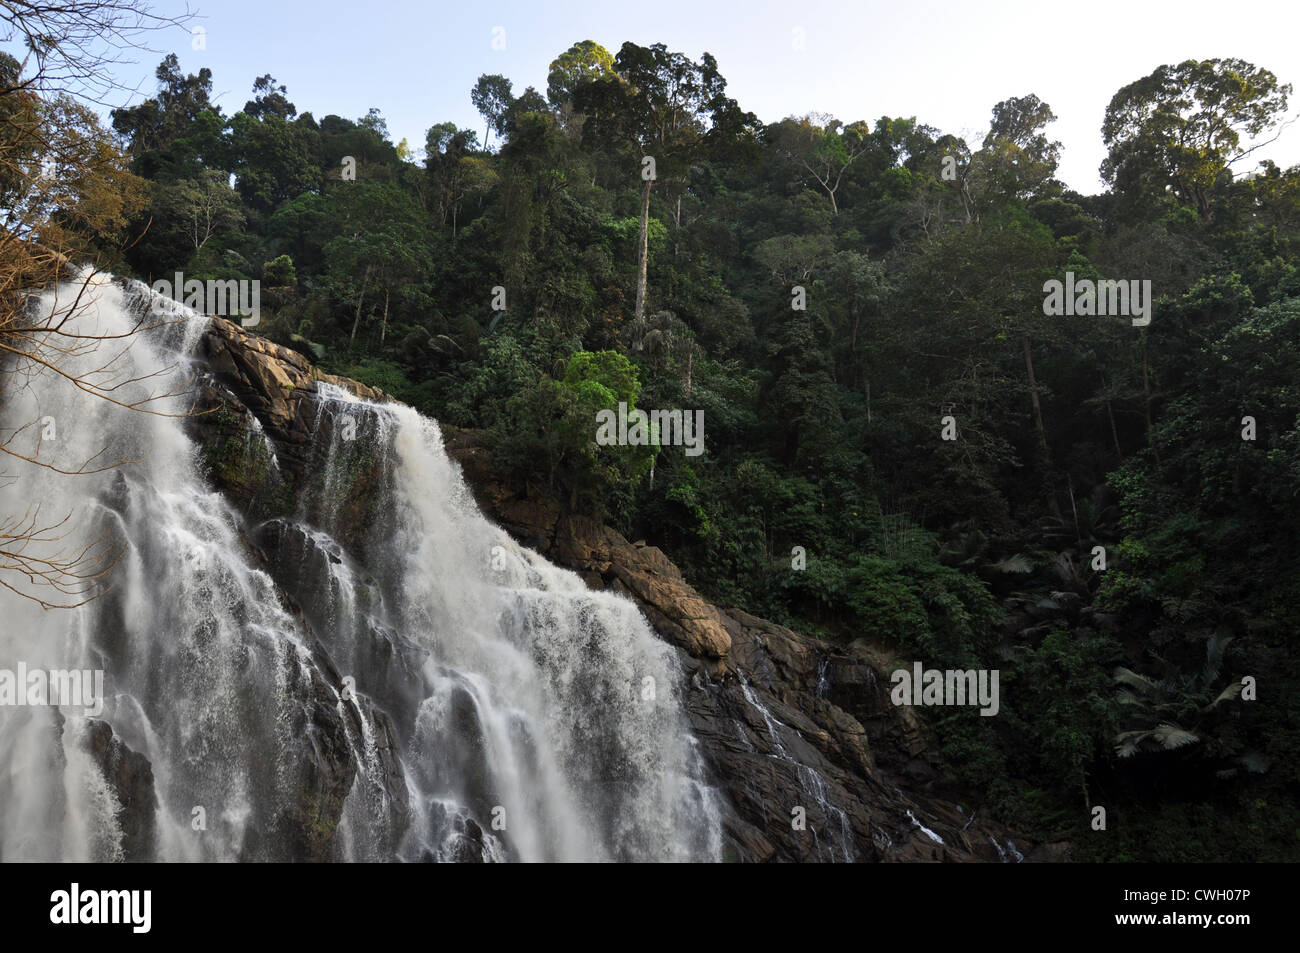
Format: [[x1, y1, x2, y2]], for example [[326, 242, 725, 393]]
[[991, 554, 1032, 574], [1114, 730, 1148, 758], [1152, 723, 1201, 751], [1203, 633, 1233, 683], [1204, 680, 1242, 710], [1113, 667, 1159, 697]]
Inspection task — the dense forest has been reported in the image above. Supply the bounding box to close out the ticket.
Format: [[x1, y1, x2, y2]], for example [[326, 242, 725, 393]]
[[7, 35, 1299, 862]]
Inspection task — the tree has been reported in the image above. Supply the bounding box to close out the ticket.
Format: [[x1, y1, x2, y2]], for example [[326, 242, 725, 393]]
[[771, 114, 870, 216], [974, 94, 1063, 207], [111, 55, 224, 181], [763, 307, 841, 463], [1112, 635, 1250, 770], [228, 106, 321, 212], [322, 184, 433, 348], [495, 350, 653, 512], [547, 39, 614, 136], [470, 73, 513, 149], [818, 250, 887, 399], [263, 254, 297, 288], [575, 42, 751, 325], [424, 123, 489, 234], [316, 112, 400, 183], [892, 211, 1063, 467], [244, 74, 296, 121], [546, 40, 614, 108], [1101, 59, 1292, 218], [173, 170, 244, 255], [753, 232, 835, 284], [624, 308, 701, 395], [358, 107, 390, 140], [500, 86, 548, 139], [0, 0, 191, 102]]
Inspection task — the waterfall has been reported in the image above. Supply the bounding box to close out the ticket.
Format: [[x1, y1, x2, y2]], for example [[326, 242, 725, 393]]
[[0, 273, 723, 862]]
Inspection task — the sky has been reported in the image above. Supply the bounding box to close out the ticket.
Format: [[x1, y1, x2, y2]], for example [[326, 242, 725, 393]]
[[22, 0, 1300, 192]]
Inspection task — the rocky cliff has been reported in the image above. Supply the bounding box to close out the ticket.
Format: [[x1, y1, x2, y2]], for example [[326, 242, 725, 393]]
[[182, 307, 1055, 862]]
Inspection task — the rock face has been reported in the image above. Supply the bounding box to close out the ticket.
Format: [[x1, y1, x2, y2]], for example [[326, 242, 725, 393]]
[[81, 719, 157, 862], [170, 307, 1046, 863], [197, 315, 387, 489]]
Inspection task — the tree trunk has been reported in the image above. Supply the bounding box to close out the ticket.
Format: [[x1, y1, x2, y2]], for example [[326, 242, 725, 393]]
[[1142, 333, 1161, 467], [635, 176, 652, 324], [1068, 474, 1081, 541], [379, 287, 390, 346], [349, 264, 372, 349], [1107, 399, 1122, 458], [1023, 332, 1048, 451]]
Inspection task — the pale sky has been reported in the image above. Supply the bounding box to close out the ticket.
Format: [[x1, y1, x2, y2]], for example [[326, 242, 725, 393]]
[[17, 0, 1300, 192]]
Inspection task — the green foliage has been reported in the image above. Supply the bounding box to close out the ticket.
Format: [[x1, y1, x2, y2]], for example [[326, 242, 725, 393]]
[[263, 254, 296, 287], [847, 551, 998, 664], [1101, 58, 1292, 219], [1021, 629, 1120, 799], [561, 349, 639, 407], [547, 40, 614, 108]]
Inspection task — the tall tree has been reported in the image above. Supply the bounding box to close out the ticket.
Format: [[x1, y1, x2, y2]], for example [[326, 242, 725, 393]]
[[574, 42, 751, 326], [546, 40, 614, 109], [424, 123, 487, 234], [244, 74, 296, 121], [470, 73, 513, 149], [975, 94, 1063, 207], [1101, 58, 1292, 219], [110, 55, 223, 180]]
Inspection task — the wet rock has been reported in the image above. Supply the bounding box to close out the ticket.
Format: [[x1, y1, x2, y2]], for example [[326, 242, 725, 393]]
[[82, 719, 157, 862], [254, 645, 364, 862]]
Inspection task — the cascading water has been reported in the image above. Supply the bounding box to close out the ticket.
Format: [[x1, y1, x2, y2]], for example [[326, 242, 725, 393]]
[[736, 671, 854, 861], [0, 273, 723, 862]]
